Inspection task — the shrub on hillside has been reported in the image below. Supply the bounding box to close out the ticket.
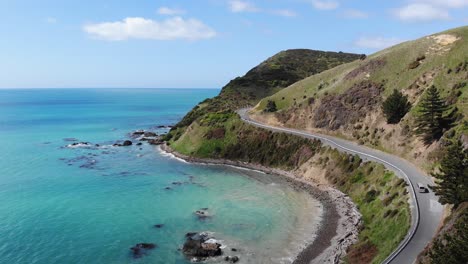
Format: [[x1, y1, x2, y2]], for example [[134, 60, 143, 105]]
[[382, 89, 412, 124], [264, 100, 277, 112]]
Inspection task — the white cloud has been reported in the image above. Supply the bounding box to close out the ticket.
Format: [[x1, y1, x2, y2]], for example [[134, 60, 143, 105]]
[[270, 9, 298, 17], [229, 0, 259, 13], [83, 17, 216, 41], [311, 0, 339, 10], [157, 7, 186, 16], [343, 9, 368, 19], [354, 36, 404, 50], [411, 0, 468, 8], [393, 3, 450, 21], [46, 17, 57, 24]]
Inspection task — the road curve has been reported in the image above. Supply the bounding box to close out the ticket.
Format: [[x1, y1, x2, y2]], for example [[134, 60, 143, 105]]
[[238, 109, 443, 264]]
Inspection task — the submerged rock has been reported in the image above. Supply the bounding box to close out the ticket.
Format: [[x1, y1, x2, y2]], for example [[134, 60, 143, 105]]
[[225, 256, 240, 263], [67, 142, 92, 148], [129, 243, 157, 258], [113, 140, 133, 147], [122, 140, 133, 146], [182, 232, 222, 261], [154, 224, 164, 228], [194, 208, 211, 220]]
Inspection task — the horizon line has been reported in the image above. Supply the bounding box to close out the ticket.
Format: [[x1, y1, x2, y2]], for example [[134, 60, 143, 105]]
[[0, 87, 221, 90]]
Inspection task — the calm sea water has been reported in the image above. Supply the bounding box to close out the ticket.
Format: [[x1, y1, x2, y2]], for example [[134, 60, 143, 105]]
[[0, 89, 321, 264]]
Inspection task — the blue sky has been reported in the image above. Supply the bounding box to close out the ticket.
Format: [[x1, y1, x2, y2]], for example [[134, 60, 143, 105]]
[[0, 0, 467, 88]]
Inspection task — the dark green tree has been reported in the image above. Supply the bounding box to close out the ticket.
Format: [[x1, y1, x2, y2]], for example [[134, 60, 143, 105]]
[[382, 89, 412, 124], [415, 85, 452, 143], [264, 100, 277, 112], [432, 140, 468, 207], [429, 209, 468, 264]]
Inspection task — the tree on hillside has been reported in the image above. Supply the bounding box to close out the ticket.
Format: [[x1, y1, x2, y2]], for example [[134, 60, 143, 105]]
[[382, 89, 412, 124], [415, 85, 453, 143], [265, 100, 277, 112], [432, 140, 468, 207]]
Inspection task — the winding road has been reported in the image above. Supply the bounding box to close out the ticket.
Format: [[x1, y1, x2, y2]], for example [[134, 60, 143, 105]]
[[238, 109, 444, 264]]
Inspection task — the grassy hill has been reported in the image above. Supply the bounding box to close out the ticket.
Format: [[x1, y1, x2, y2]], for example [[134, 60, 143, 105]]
[[170, 49, 361, 131], [166, 50, 413, 263], [254, 26, 468, 171]]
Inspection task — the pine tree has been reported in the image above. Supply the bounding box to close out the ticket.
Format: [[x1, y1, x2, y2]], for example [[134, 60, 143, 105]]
[[415, 85, 451, 143], [264, 100, 277, 112], [432, 140, 468, 207], [382, 89, 412, 124]]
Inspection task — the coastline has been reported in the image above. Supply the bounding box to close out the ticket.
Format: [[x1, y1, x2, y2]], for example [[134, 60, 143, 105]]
[[160, 143, 362, 264]]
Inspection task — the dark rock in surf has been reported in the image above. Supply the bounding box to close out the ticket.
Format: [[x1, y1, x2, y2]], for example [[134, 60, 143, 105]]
[[225, 256, 239, 263], [144, 131, 158, 137], [194, 208, 211, 220], [182, 232, 222, 261], [148, 138, 163, 145], [130, 243, 157, 258], [122, 140, 132, 146]]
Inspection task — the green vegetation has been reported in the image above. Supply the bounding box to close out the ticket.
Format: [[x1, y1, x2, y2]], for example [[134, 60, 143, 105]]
[[254, 26, 468, 168], [219, 49, 362, 107], [322, 151, 410, 264], [415, 86, 454, 144], [264, 100, 277, 112], [382, 89, 411, 124], [168, 113, 409, 264], [432, 140, 468, 207], [428, 205, 468, 264]]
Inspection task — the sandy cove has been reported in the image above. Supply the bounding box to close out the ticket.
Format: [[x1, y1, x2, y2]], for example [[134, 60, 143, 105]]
[[160, 143, 362, 264]]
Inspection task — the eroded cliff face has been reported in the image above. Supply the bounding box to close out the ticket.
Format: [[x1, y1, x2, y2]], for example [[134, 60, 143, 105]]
[[417, 202, 468, 264], [255, 27, 468, 171]]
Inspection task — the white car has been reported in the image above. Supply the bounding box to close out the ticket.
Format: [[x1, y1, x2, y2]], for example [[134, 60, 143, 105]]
[[417, 183, 428, 193]]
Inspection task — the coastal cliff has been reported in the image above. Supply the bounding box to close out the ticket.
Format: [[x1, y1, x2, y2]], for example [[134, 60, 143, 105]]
[[164, 49, 411, 263], [253, 26, 468, 264]]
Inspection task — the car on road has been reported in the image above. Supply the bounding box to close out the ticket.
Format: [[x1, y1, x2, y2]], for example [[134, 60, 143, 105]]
[[417, 183, 428, 193]]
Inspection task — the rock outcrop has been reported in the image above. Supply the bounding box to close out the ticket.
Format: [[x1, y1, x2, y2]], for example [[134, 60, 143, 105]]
[[182, 232, 222, 261]]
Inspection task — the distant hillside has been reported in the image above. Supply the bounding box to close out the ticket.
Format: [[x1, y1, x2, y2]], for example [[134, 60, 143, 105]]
[[171, 49, 361, 130], [218, 49, 362, 104], [254, 26, 468, 170]]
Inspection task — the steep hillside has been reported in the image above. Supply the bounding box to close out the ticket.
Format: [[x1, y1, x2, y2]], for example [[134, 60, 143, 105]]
[[165, 50, 411, 263], [218, 49, 362, 105], [254, 26, 468, 171], [170, 49, 361, 130]]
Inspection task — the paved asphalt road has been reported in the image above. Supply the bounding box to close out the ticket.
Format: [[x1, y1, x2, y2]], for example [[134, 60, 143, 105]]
[[238, 109, 444, 264]]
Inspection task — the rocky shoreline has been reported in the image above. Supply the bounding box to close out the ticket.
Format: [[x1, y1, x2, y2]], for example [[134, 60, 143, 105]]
[[161, 143, 362, 264]]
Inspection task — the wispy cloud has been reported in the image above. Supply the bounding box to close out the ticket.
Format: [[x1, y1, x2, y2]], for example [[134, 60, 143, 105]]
[[157, 7, 186, 16], [411, 0, 468, 8], [83, 17, 216, 41], [270, 9, 298, 17], [46, 17, 57, 24], [311, 0, 339, 10], [229, 0, 259, 13], [354, 36, 404, 50], [342, 9, 368, 19], [228, 1, 297, 17], [393, 3, 450, 21]]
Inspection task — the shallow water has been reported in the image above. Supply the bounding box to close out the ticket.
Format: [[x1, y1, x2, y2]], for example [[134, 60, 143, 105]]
[[0, 89, 322, 264]]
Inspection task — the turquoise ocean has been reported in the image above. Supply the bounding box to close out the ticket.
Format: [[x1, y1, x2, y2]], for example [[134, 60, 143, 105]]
[[0, 89, 322, 264]]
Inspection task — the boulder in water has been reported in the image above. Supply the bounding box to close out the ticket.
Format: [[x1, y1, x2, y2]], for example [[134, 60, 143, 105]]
[[129, 243, 157, 258], [182, 232, 222, 261], [122, 140, 132, 146], [225, 256, 240, 263], [144, 131, 158, 137]]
